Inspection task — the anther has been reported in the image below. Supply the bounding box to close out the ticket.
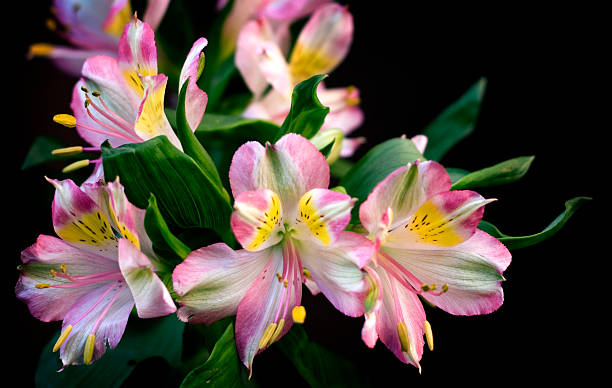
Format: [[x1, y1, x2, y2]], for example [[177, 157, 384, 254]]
[[52, 146, 83, 156], [302, 268, 311, 278], [258, 323, 277, 349], [53, 114, 76, 128], [424, 320, 434, 351], [35, 284, 50, 289], [53, 325, 73, 352], [276, 272, 282, 282], [81, 86, 89, 93], [269, 319, 285, 343], [50, 269, 57, 277], [62, 159, 90, 173], [92, 91, 101, 97], [28, 43, 54, 58], [283, 279, 288, 288], [61, 264, 67, 273], [292, 306, 306, 324], [84, 334, 96, 365], [442, 283, 449, 293], [421, 284, 431, 292], [397, 322, 410, 353]]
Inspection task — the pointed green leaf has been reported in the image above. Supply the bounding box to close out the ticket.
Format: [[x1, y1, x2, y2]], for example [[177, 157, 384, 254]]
[[479, 197, 591, 250], [180, 322, 254, 388], [422, 77, 487, 161], [175, 80, 226, 190], [339, 136, 424, 223], [275, 74, 330, 141], [275, 325, 368, 387], [144, 194, 192, 264], [451, 156, 535, 190], [35, 316, 185, 388], [101, 136, 232, 234]]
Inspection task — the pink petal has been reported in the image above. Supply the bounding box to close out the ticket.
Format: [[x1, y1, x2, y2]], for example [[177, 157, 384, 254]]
[[289, 3, 353, 83], [384, 229, 510, 316], [117, 18, 158, 95], [172, 244, 270, 324], [143, 0, 171, 30], [229, 133, 329, 211], [359, 161, 451, 240], [117, 239, 176, 318], [231, 189, 284, 251], [298, 231, 373, 317], [179, 38, 209, 131], [410, 135, 428, 155], [292, 188, 355, 246]]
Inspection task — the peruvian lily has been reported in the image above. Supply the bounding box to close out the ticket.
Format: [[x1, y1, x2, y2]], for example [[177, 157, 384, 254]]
[[172, 133, 374, 371], [218, 0, 330, 61], [15, 177, 176, 367], [235, 3, 364, 157], [358, 161, 511, 370], [28, 0, 171, 76], [52, 16, 207, 178]]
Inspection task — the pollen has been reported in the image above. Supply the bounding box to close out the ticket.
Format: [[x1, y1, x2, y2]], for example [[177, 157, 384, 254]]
[[35, 283, 50, 289], [424, 320, 434, 351], [269, 319, 285, 343], [52, 146, 84, 156], [292, 306, 306, 324], [258, 323, 278, 349], [84, 334, 96, 365], [62, 159, 90, 174], [28, 43, 54, 57], [53, 325, 73, 352], [397, 322, 410, 353], [53, 114, 76, 128]]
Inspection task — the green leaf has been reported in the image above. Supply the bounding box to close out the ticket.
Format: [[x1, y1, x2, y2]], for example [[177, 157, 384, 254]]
[[479, 197, 591, 250], [275, 325, 368, 388], [451, 156, 535, 190], [422, 77, 487, 161], [144, 194, 192, 264], [35, 315, 185, 388], [21, 136, 92, 170], [275, 74, 330, 141], [445, 167, 471, 184], [101, 136, 232, 234], [175, 80, 226, 190], [339, 136, 424, 223], [310, 129, 344, 163], [181, 322, 254, 388]]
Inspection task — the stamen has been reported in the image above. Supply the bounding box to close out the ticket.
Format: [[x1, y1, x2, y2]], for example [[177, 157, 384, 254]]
[[50, 269, 57, 277], [85, 95, 139, 138], [62, 159, 90, 173], [258, 323, 277, 349], [35, 283, 50, 289], [69, 282, 119, 327], [84, 334, 95, 365], [28, 43, 54, 57], [397, 322, 410, 353], [53, 114, 76, 128], [60, 264, 67, 273], [292, 306, 306, 324], [269, 319, 285, 343], [52, 146, 83, 156], [53, 325, 72, 352], [302, 268, 311, 278], [424, 320, 434, 351]]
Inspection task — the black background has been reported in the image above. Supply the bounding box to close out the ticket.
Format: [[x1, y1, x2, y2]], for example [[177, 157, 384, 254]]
[[8, 1, 603, 386]]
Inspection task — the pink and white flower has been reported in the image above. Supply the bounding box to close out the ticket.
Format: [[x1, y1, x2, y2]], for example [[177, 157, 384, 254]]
[[15, 178, 176, 367], [29, 0, 171, 76], [52, 17, 207, 179], [235, 3, 364, 157], [172, 133, 374, 370], [358, 161, 511, 370]]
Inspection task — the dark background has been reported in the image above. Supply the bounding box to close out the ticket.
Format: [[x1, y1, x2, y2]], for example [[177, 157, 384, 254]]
[[8, 1, 603, 386]]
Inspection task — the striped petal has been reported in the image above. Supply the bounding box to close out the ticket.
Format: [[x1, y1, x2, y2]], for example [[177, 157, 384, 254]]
[[386, 190, 494, 248], [117, 18, 158, 97], [229, 133, 329, 213], [179, 38, 209, 131], [359, 161, 451, 241], [133, 74, 180, 148], [293, 188, 355, 246], [118, 239, 176, 318], [173, 244, 270, 324], [231, 189, 284, 252], [235, 245, 300, 370], [53, 0, 120, 50], [102, 0, 132, 37], [16, 235, 119, 322], [297, 231, 373, 317], [384, 229, 510, 316], [48, 178, 119, 257], [289, 3, 353, 83]]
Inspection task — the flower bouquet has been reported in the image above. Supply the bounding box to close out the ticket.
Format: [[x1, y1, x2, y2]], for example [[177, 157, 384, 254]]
[[14, 1, 594, 386]]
